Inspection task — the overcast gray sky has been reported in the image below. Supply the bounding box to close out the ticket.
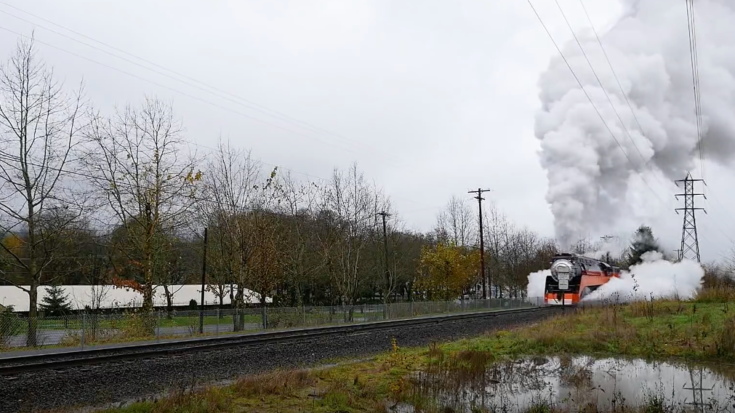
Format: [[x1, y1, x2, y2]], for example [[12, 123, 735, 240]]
[[0, 0, 732, 264]]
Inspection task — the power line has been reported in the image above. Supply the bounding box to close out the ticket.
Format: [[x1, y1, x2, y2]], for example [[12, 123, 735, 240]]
[[0, 22, 443, 212], [553, 0, 651, 170], [681, 0, 735, 252], [0, 25, 404, 170], [574, 0, 735, 247], [681, 1, 735, 252], [525, 0, 735, 262], [525, 0, 670, 207], [685, 0, 705, 182], [576, 0, 655, 168], [0, 2, 398, 164]]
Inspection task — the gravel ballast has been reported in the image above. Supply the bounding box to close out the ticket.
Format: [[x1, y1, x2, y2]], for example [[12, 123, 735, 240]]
[[0, 307, 560, 413]]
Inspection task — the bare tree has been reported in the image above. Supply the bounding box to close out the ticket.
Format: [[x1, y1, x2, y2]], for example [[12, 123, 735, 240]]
[[483, 202, 511, 298], [275, 172, 323, 307], [199, 140, 260, 331], [0, 36, 85, 345], [435, 196, 476, 247], [83, 97, 200, 319], [242, 168, 284, 327], [318, 163, 378, 321]]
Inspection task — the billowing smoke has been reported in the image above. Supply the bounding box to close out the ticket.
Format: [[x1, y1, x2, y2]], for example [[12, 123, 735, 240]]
[[535, 0, 735, 246], [583, 251, 704, 301], [524, 251, 705, 302], [527, 269, 550, 298]]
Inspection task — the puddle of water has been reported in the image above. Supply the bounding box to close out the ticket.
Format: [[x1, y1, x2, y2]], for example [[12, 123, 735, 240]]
[[407, 356, 735, 412]]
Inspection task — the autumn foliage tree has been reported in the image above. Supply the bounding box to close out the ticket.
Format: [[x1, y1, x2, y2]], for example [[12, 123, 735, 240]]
[[415, 241, 481, 301]]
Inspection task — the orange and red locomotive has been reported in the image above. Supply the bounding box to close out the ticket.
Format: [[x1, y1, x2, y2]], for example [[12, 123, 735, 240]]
[[543, 253, 621, 305]]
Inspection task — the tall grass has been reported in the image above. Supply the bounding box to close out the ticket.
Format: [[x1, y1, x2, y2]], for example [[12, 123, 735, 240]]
[[696, 264, 735, 303]]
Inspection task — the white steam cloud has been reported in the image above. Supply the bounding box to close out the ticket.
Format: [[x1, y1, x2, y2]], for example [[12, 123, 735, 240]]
[[584, 251, 704, 301], [527, 269, 550, 298], [535, 0, 735, 245], [525, 251, 705, 302]]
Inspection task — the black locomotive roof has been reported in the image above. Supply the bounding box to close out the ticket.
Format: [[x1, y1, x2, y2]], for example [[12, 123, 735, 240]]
[[551, 253, 619, 273]]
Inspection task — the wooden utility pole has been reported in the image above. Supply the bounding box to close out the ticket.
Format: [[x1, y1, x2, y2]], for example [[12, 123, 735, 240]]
[[199, 227, 208, 334], [468, 188, 492, 299], [600, 235, 614, 264], [377, 211, 391, 301]]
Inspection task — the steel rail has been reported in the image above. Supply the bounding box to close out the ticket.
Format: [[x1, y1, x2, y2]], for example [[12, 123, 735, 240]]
[[0, 306, 550, 375]]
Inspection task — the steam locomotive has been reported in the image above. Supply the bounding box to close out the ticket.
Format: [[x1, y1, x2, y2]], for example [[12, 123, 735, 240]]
[[544, 253, 621, 305]]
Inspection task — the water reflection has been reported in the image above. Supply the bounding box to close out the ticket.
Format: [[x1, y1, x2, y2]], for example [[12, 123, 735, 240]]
[[409, 355, 735, 412]]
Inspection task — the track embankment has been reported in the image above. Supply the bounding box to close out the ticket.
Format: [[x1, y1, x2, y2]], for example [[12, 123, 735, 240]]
[[0, 306, 560, 413]]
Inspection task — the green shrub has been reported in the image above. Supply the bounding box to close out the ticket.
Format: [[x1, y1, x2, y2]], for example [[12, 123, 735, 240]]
[[0, 305, 22, 348]]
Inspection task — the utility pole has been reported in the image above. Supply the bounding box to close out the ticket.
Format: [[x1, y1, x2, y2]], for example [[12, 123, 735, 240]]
[[674, 249, 682, 261], [468, 188, 492, 299], [600, 235, 615, 265], [199, 227, 208, 334], [377, 211, 391, 301], [675, 173, 706, 262], [600, 235, 614, 264]]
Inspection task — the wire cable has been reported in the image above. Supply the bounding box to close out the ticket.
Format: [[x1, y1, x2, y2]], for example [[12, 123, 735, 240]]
[[0, 1, 398, 164], [0, 26, 405, 170], [524, 0, 735, 261], [526, 0, 671, 208], [577, 0, 654, 164], [686, 0, 705, 182], [576, 0, 735, 248], [553, 0, 651, 172]]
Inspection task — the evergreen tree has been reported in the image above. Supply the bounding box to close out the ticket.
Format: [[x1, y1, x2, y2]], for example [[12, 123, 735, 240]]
[[39, 285, 72, 317], [627, 225, 662, 267]]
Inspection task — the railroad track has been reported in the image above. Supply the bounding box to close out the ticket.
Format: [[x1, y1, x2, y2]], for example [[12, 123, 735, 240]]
[[0, 306, 550, 376]]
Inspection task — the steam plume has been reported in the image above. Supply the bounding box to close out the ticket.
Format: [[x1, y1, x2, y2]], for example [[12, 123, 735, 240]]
[[583, 251, 704, 301], [534, 0, 735, 245], [524, 251, 705, 302]]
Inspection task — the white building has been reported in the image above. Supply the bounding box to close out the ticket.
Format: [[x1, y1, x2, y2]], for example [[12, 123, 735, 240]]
[[0, 284, 270, 312]]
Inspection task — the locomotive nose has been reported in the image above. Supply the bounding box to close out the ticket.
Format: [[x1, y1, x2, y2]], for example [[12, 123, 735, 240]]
[[550, 259, 572, 281]]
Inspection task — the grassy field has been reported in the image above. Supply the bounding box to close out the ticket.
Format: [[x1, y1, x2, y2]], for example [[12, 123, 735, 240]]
[[93, 294, 735, 413], [449, 299, 735, 361]]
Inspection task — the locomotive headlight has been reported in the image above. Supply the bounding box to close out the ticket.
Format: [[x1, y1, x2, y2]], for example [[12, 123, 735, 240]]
[[550, 260, 572, 281]]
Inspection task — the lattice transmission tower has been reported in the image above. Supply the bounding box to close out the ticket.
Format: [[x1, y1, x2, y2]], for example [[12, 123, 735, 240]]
[[675, 173, 706, 262]]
